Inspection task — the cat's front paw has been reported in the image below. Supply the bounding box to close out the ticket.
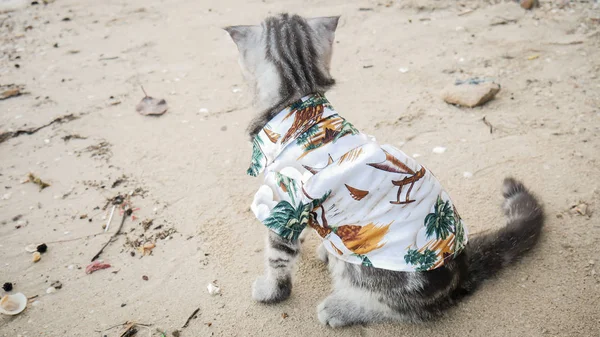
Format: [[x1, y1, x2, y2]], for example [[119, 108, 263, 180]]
[[252, 276, 291, 304], [317, 296, 353, 328]]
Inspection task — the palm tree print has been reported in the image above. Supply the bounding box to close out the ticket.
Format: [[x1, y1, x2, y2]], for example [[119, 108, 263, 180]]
[[424, 196, 456, 240], [263, 191, 331, 241], [275, 172, 298, 205], [247, 136, 265, 177], [404, 248, 437, 271]]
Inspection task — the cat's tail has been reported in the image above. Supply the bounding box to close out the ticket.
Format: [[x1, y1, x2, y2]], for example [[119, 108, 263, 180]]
[[461, 177, 544, 291]]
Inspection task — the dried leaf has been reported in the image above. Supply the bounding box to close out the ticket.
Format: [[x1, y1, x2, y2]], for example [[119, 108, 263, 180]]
[[136, 96, 168, 116], [27, 173, 50, 191]]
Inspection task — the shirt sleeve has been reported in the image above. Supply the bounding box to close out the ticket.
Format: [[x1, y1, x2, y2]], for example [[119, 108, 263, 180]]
[[251, 167, 323, 241]]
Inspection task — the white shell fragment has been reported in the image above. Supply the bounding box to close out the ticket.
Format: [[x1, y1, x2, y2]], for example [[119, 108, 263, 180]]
[[0, 293, 27, 316], [25, 244, 38, 253], [463, 171, 473, 178], [207, 283, 221, 296], [46, 287, 57, 294], [432, 146, 447, 154]]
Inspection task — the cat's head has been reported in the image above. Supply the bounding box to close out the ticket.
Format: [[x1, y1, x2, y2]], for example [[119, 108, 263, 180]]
[[224, 13, 339, 113]]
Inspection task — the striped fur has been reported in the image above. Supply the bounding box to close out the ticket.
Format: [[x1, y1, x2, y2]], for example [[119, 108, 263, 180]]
[[225, 14, 545, 327], [225, 14, 338, 138]]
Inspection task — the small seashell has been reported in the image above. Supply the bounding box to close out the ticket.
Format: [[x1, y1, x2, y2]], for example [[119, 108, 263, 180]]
[[32, 252, 41, 263], [207, 283, 220, 296], [0, 293, 27, 316]]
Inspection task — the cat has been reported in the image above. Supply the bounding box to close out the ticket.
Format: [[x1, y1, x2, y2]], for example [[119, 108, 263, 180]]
[[224, 13, 544, 327]]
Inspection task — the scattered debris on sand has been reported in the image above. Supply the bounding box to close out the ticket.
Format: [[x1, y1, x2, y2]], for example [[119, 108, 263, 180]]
[[0, 114, 78, 144]]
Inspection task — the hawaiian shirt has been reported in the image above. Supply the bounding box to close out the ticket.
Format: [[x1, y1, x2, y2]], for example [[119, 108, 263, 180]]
[[248, 94, 468, 272]]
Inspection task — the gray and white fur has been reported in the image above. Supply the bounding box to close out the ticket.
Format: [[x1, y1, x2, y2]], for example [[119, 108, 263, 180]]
[[225, 13, 545, 327]]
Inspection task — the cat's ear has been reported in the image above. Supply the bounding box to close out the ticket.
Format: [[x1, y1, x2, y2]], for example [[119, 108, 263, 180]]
[[306, 16, 340, 45], [224, 25, 260, 50]]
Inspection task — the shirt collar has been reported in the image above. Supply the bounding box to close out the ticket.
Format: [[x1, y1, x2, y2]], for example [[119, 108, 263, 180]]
[[247, 93, 333, 177]]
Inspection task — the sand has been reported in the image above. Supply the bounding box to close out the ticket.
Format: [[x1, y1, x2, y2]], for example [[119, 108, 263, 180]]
[[1, 0, 599, 336]]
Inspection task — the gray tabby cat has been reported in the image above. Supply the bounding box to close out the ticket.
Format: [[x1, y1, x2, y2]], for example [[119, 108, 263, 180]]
[[224, 14, 544, 327]]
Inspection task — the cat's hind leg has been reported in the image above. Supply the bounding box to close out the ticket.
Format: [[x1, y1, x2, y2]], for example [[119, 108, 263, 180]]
[[317, 287, 399, 327], [317, 254, 401, 327]]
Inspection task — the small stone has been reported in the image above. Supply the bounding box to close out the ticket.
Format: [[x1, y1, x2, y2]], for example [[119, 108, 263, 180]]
[[32, 252, 41, 263], [121, 303, 126, 307], [282, 312, 289, 319], [2, 282, 13, 291], [207, 283, 220, 295], [432, 146, 447, 154], [46, 287, 57, 294], [441, 80, 501, 108], [142, 275, 149, 281], [36, 243, 47, 253], [520, 0, 538, 10]]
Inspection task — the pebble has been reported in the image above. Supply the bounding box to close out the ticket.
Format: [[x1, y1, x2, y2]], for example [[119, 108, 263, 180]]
[[441, 80, 501, 108], [432, 146, 447, 154], [32, 252, 41, 263], [46, 287, 56, 294], [463, 171, 473, 178], [199, 108, 209, 114], [520, 0, 537, 9], [207, 283, 220, 296], [398, 67, 409, 73]]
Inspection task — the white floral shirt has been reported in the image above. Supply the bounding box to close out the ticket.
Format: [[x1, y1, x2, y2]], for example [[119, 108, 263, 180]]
[[248, 94, 468, 271]]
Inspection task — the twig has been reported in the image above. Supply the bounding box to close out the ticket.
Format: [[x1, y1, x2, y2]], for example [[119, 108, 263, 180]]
[[482, 116, 494, 134], [548, 41, 583, 46], [98, 56, 119, 61], [181, 307, 200, 329], [95, 321, 152, 333], [91, 208, 131, 261]]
